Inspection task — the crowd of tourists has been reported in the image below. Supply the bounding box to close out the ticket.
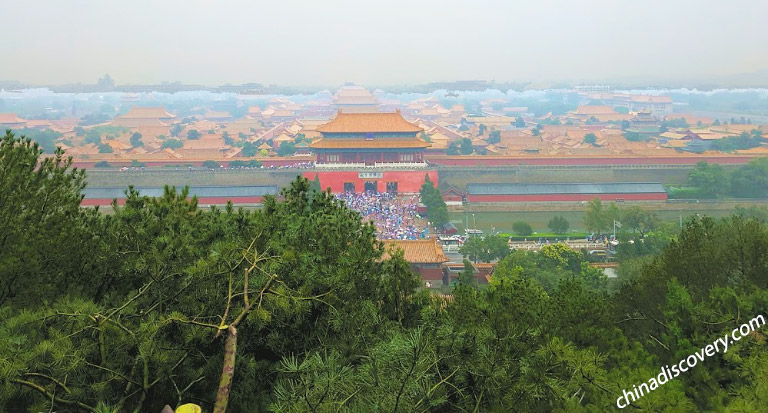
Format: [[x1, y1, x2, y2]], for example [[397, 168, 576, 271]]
[[336, 191, 427, 240]]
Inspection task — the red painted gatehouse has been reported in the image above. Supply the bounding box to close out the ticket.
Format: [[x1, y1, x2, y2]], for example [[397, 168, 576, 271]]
[[311, 110, 430, 166], [305, 110, 437, 194]]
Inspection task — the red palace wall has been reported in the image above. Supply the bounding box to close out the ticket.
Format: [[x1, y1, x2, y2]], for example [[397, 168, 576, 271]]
[[71, 157, 314, 169], [427, 155, 758, 167], [416, 266, 445, 281], [466, 193, 668, 203], [303, 170, 438, 194]]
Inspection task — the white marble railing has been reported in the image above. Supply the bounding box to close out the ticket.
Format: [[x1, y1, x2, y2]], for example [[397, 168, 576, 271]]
[[314, 163, 366, 168], [374, 162, 428, 168], [314, 162, 428, 169]]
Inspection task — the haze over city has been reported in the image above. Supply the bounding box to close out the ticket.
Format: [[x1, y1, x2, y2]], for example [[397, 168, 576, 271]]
[[2, 0, 768, 87], [4, 2, 768, 412]]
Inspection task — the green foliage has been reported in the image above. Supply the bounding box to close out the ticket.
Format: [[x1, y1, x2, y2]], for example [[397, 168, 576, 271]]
[[624, 131, 641, 141], [419, 174, 449, 227], [94, 160, 112, 168], [84, 129, 103, 145], [459, 137, 473, 155], [161, 138, 184, 149], [515, 116, 526, 128], [684, 158, 768, 199], [78, 112, 111, 126], [730, 158, 768, 197], [222, 131, 234, 146], [661, 117, 689, 128], [459, 259, 476, 285], [734, 205, 768, 222], [584, 133, 597, 145], [548, 215, 570, 234], [621, 206, 660, 236], [85, 125, 129, 142], [583, 198, 619, 234], [98, 142, 113, 153], [277, 141, 296, 156], [621, 119, 630, 130], [309, 173, 321, 194], [7, 128, 61, 153], [4, 130, 768, 412], [688, 161, 727, 197], [447, 137, 473, 155], [512, 220, 533, 236], [241, 141, 258, 157], [487, 129, 501, 144], [202, 160, 220, 169], [170, 124, 183, 137], [498, 243, 607, 293], [710, 132, 762, 152], [0, 130, 88, 307], [187, 129, 201, 140], [130, 132, 143, 148], [459, 235, 511, 263]]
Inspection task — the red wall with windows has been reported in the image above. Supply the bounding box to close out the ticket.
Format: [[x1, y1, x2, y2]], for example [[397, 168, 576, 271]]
[[303, 170, 438, 193]]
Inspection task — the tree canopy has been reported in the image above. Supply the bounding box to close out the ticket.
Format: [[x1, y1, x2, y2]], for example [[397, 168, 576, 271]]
[[548, 215, 570, 234], [419, 174, 449, 228], [2, 129, 768, 412]]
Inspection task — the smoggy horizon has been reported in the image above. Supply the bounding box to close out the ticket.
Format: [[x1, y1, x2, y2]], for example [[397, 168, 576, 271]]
[[2, 0, 768, 87]]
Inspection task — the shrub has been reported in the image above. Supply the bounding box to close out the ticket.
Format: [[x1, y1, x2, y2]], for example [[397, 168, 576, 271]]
[[548, 216, 570, 234], [512, 221, 533, 236]]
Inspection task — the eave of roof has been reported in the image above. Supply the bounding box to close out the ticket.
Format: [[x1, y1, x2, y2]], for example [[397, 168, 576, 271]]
[[310, 138, 430, 149]]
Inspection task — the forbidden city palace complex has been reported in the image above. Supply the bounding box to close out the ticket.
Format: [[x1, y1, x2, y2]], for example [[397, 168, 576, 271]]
[[305, 110, 437, 193]]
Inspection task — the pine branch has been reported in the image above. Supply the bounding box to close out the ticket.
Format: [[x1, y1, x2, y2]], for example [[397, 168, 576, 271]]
[[11, 379, 95, 412]]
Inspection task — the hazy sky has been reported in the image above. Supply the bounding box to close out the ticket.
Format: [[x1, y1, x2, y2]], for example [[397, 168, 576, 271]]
[[1, 0, 767, 86]]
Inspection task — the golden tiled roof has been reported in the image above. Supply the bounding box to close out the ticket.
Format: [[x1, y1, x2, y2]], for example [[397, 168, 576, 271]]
[[317, 110, 422, 133], [381, 238, 448, 264], [0, 113, 26, 123], [310, 138, 430, 149], [575, 105, 615, 115], [120, 106, 175, 119]]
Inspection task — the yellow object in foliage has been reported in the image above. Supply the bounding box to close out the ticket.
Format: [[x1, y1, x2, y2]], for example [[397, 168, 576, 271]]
[[176, 404, 202, 413]]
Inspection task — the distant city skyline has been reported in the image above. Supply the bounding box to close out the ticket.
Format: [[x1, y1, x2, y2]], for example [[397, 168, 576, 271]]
[[2, 0, 768, 87]]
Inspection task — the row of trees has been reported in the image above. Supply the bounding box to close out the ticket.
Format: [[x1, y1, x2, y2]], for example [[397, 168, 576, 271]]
[[584, 198, 660, 236], [446, 138, 473, 155], [459, 235, 511, 262], [687, 158, 768, 198], [709, 130, 764, 152], [3, 130, 768, 411]]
